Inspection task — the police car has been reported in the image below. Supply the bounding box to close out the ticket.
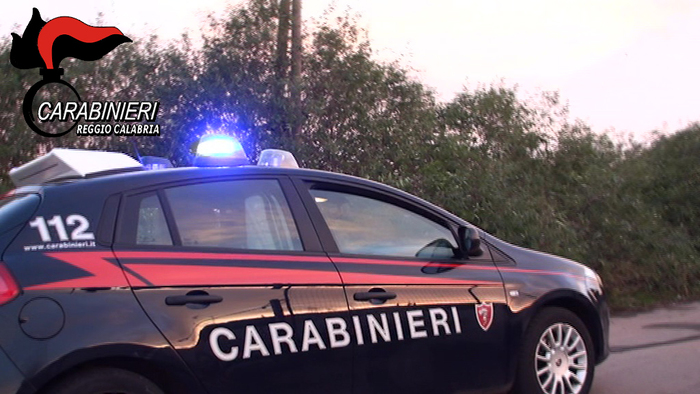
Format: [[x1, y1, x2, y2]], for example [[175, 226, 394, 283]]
[[0, 135, 609, 394]]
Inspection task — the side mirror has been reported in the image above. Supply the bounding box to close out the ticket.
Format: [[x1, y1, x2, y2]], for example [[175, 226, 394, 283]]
[[458, 225, 483, 257]]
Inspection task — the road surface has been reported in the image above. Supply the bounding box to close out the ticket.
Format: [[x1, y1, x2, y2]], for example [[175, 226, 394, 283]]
[[591, 301, 700, 394]]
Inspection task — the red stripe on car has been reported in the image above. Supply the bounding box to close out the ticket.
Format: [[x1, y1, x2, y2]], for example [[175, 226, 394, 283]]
[[125, 263, 342, 286], [25, 251, 145, 290], [114, 251, 330, 263], [336, 272, 500, 286]]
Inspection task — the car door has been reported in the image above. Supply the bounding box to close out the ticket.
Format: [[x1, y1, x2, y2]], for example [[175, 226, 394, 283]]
[[112, 176, 352, 394], [293, 177, 509, 394]]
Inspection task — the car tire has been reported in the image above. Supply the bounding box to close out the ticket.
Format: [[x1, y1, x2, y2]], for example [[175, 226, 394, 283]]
[[512, 307, 595, 394], [47, 367, 164, 394]]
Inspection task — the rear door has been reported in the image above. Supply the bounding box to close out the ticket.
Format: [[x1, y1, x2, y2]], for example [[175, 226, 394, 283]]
[[293, 177, 509, 394], [113, 176, 352, 394]]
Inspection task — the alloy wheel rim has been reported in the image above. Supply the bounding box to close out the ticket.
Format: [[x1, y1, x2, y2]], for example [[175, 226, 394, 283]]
[[535, 322, 588, 394]]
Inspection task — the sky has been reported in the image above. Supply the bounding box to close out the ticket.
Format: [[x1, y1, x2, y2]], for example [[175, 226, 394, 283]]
[[2, 0, 699, 141]]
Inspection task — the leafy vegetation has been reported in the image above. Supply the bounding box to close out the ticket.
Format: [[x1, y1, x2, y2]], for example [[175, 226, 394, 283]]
[[1, 0, 698, 310]]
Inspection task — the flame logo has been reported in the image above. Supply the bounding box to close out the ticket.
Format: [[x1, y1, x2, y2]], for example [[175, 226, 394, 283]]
[[11, 8, 131, 70], [10, 8, 132, 137]]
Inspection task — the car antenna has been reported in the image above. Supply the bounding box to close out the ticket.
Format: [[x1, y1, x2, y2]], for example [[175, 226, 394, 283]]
[[131, 140, 143, 163]]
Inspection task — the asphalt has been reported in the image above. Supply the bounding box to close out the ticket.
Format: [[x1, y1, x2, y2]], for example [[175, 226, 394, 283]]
[[591, 301, 700, 394]]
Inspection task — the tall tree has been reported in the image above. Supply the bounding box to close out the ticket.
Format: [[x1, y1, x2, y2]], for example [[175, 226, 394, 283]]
[[290, 0, 303, 140]]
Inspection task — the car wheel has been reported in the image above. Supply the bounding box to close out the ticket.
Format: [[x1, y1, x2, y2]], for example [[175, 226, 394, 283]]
[[47, 367, 164, 394], [513, 307, 595, 394]]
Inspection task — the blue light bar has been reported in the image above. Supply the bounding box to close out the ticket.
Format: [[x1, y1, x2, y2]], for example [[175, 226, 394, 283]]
[[194, 134, 249, 167]]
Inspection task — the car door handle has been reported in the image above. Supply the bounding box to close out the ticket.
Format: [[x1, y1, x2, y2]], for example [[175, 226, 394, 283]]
[[353, 291, 397, 302], [165, 294, 223, 306]]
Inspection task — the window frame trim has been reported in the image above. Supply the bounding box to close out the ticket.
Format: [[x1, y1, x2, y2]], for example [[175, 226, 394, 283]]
[[156, 189, 181, 245]]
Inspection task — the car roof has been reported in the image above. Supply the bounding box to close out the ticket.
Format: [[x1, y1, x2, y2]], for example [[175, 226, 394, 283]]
[[23, 165, 467, 226], [52, 165, 371, 190]]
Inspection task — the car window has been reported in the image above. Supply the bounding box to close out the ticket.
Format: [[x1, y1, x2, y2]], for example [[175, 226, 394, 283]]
[[310, 189, 457, 258], [165, 179, 302, 251], [136, 194, 173, 246]]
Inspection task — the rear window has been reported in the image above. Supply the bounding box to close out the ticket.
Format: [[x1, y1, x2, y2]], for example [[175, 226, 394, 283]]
[[0, 194, 41, 235], [135, 194, 172, 246], [117, 180, 303, 252], [118, 192, 173, 246], [164, 180, 303, 251]]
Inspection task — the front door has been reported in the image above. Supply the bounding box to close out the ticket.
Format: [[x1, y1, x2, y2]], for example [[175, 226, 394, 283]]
[[113, 177, 352, 394], [295, 178, 509, 393]]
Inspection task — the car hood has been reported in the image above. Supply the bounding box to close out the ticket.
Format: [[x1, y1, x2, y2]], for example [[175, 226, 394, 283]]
[[481, 232, 593, 277]]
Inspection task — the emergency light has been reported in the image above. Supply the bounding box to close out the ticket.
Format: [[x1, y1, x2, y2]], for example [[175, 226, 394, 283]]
[[257, 149, 299, 169], [140, 156, 174, 170], [193, 134, 249, 167]]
